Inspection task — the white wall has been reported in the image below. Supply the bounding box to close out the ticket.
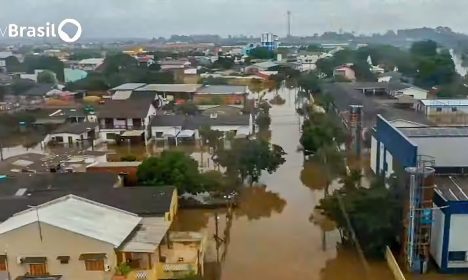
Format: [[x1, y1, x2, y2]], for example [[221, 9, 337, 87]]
[[151, 126, 182, 138], [386, 151, 394, 178], [49, 133, 85, 144], [379, 142, 385, 175], [448, 214, 468, 268], [398, 88, 428, 100], [426, 105, 468, 115], [430, 205, 445, 268], [412, 136, 468, 167], [370, 136, 378, 173]]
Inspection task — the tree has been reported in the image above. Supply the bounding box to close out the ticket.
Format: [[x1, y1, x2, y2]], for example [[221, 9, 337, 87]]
[[316, 145, 345, 195], [318, 178, 401, 258], [300, 113, 345, 155], [339, 169, 362, 191], [137, 151, 202, 193], [256, 111, 271, 130], [298, 72, 321, 94], [199, 126, 224, 151], [410, 40, 438, 57], [248, 47, 275, 59], [214, 139, 286, 183], [23, 55, 64, 81], [5, 56, 23, 72], [37, 70, 57, 84], [212, 57, 235, 69], [175, 102, 198, 115]]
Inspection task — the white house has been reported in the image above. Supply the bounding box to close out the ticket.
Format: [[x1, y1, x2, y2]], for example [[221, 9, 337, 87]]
[[391, 86, 428, 100], [96, 94, 158, 144], [416, 99, 468, 115], [44, 122, 99, 146], [151, 114, 253, 145], [78, 58, 104, 71]]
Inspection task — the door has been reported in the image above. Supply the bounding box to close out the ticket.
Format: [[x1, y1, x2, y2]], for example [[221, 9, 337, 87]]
[[29, 263, 47, 276], [68, 136, 73, 144]]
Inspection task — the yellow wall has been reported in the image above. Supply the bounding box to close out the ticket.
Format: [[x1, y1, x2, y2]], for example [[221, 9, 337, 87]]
[[165, 188, 178, 222], [0, 222, 117, 280]]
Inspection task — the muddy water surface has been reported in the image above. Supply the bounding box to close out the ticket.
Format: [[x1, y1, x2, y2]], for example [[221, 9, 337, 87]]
[[172, 88, 395, 280]]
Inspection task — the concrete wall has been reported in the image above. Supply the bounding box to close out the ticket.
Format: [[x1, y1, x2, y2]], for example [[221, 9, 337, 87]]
[[447, 214, 468, 268], [430, 205, 445, 268], [49, 133, 86, 144], [0, 222, 116, 280], [426, 105, 468, 115], [411, 136, 468, 168]]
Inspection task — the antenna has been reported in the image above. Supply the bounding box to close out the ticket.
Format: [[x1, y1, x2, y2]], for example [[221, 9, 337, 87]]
[[287, 11, 291, 37]]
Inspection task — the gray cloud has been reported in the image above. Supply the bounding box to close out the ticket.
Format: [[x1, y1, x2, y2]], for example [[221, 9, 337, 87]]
[[0, 0, 467, 38]]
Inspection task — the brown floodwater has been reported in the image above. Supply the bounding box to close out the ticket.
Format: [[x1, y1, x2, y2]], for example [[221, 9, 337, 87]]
[[172, 88, 395, 280]]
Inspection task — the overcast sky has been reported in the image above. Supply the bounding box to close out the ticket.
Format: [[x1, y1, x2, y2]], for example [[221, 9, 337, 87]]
[[1, 0, 468, 39]]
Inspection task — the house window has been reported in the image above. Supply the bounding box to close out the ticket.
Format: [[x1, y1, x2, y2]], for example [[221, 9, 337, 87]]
[[57, 256, 70, 264], [84, 260, 104, 271], [29, 263, 48, 276], [80, 253, 106, 271], [448, 251, 466, 262], [155, 132, 164, 138], [436, 107, 442, 112], [452, 107, 458, 112]]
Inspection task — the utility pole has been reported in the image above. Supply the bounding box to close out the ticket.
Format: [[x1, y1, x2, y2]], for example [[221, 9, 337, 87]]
[[287, 10, 291, 38]]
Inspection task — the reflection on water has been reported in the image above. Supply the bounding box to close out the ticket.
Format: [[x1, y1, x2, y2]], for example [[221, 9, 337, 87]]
[[173, 86, 394, 280], [235, 185, 286, 220]]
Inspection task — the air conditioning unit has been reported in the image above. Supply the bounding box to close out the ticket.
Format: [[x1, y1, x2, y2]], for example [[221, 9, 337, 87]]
[[104, 264, 111, 272], [17, 257, 23, 264]]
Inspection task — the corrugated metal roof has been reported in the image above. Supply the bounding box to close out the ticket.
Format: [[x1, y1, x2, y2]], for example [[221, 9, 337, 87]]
[[420, 99, 468, 107], [0, 194, 141, 247], [135, 84, 201, 93], [110, 83, 147, 91], [197, 85, 247, 95], [399, 126, 468, 137], [119, 217, 170, 253], [112, 90, 133, 100]]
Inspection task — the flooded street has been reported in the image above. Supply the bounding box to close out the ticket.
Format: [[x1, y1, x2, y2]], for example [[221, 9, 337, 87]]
[[172, 88, 395, 280]]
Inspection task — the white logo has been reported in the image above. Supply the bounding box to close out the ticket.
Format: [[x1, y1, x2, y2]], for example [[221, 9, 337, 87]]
[[57, 19, 82, 43], [0, 18, 82, 43]]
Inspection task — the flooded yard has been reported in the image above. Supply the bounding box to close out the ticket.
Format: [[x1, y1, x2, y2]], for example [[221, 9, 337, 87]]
[[172, 88, 395, 280]]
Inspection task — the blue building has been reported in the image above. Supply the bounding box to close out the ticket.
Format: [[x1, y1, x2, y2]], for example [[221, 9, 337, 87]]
[[371, 115, 468, 177], [431, 176, 468, 273]]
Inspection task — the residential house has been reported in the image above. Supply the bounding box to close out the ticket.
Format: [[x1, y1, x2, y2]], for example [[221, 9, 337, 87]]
[[244, 61, 280, 75], [390, 86, 428, 100], [416, 99, 468, 115], [333, 65, 356, 81], [64, 68, 88, 83], [134, 84, 202, 104], [194, 85, 248, 105], [158, 59, 191, 71], [5, 83, 55, 107], [78, 58, 105, 71], [378, 71, 402, 83], [0, 173, 204, 280], [96, 94, 158, 144], [20, 70, 57, 83], [199, 105, 244, 117], [86, 161, 142, 186], [109, 83, 147, 95], [43, 122, 99, 146], [151, 114, 252, 144]]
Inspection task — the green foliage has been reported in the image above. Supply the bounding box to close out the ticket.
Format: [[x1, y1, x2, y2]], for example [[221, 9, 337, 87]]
[[414, 50, 456, 88], [318, 178, 401, 258], [410, 40, 438, 57], [175, 102, 198, 115], [298, 72, 322, 93], [256, 111, 271, 130], [199, 126, 224, 150], [69, 50, 103, 61], [37, 70, 57, 84], [300, 112, 345, 155], [214, 139, 286, 183], [115, 262, 132, 276], [23, 55, 64, 81], [5, 56, 24, 72], [248, 47, 275, 59], [211, 57, 235, 69], [137, 151, 202, 193]]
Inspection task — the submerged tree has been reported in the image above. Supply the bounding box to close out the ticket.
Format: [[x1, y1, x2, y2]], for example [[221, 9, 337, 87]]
[[214, 139, 286, 184]]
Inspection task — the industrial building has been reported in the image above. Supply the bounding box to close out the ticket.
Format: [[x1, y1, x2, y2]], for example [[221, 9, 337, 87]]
[[370, 115, 468, 177], [431, 176, 468, 273], [416, 99, 468, 115]]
